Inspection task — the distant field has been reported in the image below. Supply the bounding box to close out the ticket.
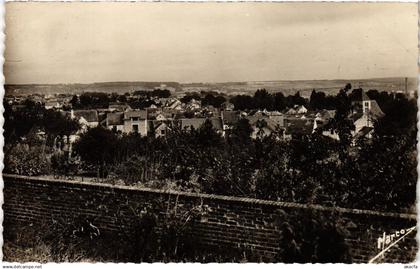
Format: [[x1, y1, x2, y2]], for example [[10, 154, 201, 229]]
[[181, 77, 417, 98], [5, 77, 416, 98], [5, 81, 181, 96]]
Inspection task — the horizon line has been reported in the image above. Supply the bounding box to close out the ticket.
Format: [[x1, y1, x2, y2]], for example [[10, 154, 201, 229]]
[[4, 76, 415, 86]]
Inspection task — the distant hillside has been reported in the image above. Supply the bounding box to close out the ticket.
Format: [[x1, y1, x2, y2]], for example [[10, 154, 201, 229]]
[[181, 77, 417, 98], [5, 77, 416, 98], [5, 81, 181, 96]]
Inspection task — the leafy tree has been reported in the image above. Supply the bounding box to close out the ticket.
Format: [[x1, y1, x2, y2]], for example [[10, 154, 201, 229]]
[[254, 89, 274, 110], [230, 95, 254, 111], [374, 94, 417, 137], [201, 94, 226, 108], [229, 118, 253, 144], [73, 127, 119, 177], [196, 119, 223, 147], [180, 92, 201, 104], [288, 91, 307, 107], [309, 90, 327, 110], [151, 89, 171, 98], [273, 92, 287, 111], [351, 133, 417, 211], [70, 95, 80, 109], [42, 110, 80, 144], [78, 92, 110, 109], [117, 94, 127, 103], [325, 84, 354, 161]]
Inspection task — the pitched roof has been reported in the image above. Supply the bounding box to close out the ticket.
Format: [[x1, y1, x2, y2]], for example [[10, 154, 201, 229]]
[[268, 115, 284, 127], [316, 109, 335, 120], [265, 118, 283, 130], [369, 100, 385, 118], [222, 111, 240, 125], [154, 121, 169, 132], [209, 117, 223, 131], [285, 118, 314, 135], [245, 115, 284, 132], [354, 126, 374, 140], [180, 117, 223, 131], [109, 103, 130, 111], [286, 108, 297, 115], [106, 112, 124, 126], [73, 110, 99, 123], [124, 110, 147, 120]]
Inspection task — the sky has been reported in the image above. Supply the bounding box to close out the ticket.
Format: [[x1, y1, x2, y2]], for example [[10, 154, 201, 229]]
[[4, 2, 418, 84]]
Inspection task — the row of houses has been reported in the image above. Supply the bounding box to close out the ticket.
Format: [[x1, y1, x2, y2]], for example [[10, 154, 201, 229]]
[[57, 89, 384, 143]]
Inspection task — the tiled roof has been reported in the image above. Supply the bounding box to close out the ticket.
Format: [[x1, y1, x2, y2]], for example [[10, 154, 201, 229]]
[[285, 118, 314, 135], [222, 111, 240, 125], [180, 117, 223, 131], [369, 100, 385, 119], [286, 108, 297, 115], [106, 112, 124, 126], [180, 118, 206, 130], [124, 110, 147, 120], [246, 116, 284, 132], [209, 118, 223, 131], [73, 110, 99, 123]]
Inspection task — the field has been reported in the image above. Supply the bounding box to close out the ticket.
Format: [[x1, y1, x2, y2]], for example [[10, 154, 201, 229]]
[[181, 77, 416, 98], [5, 77, 416, 98]]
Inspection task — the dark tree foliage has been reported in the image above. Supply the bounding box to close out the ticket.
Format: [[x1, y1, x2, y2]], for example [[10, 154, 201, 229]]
[[273, 92, 287, 111], [324, 84, 354, 161], [180, 92, 201, 104], [201, 94, 226, 108], [230, 94, 255, 111], [117, 94, 127, 103], [308, 90, 338, 110], [151, 89, 171, 98], [196, 119, 223, 147], [229, 118, 253, 144], [128, 98, 156, 110], [374, 94, 417, 136], [253, 89, 275, 110], [43, 110, 80, 139], [3, 100, 79, 146], [70, 95, 80, 108], [133, 90, 150, 97], [288, 91, 307, 107], [230, 89, 307, 111], [76, 92, 110, 109], [73, 127, 119, 177]]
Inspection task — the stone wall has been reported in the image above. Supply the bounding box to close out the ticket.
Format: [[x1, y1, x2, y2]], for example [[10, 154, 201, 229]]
[[3, 174, 417, 263]]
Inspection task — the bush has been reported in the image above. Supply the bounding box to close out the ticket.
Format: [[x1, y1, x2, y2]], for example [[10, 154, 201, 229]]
[[5, 143, 51, 176], [275, 210, 351, 263], [51, 151, 80, 177]]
